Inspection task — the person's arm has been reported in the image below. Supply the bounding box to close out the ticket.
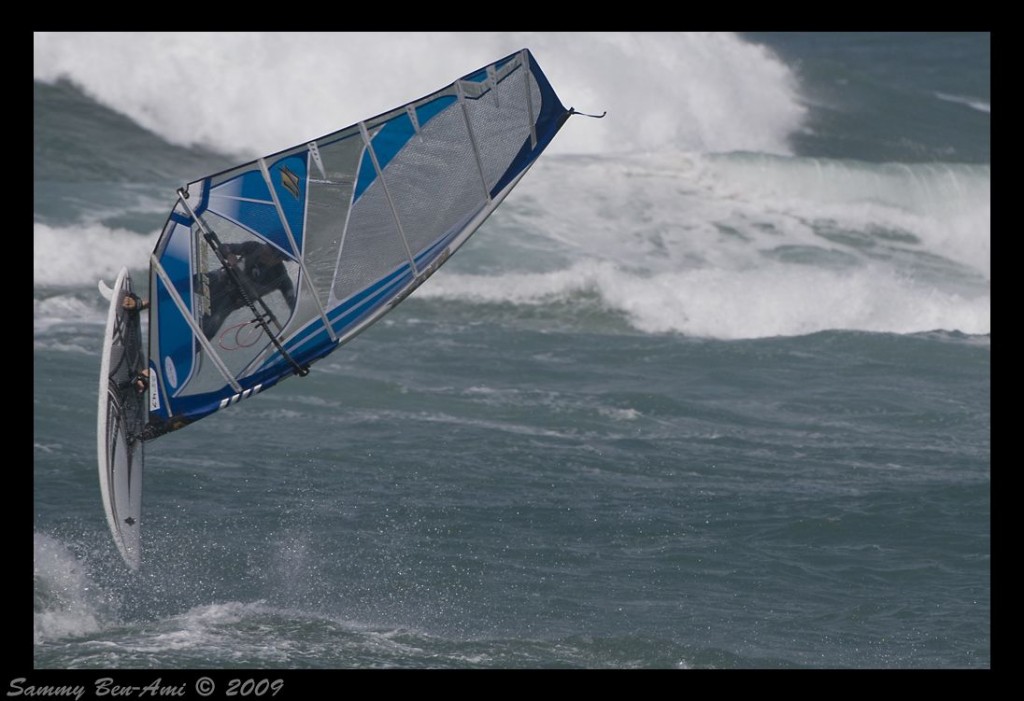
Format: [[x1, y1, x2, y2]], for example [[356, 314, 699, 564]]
[[219, 241, 261, 267], [278, 273, 297, 309]]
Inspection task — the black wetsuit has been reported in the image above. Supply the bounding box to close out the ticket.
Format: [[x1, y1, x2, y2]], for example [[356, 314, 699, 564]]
[[201, 241, 297, 339]]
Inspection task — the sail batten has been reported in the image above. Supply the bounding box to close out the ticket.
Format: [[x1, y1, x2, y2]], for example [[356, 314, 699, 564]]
[[144, 48, 571, 436], [456, 80, 493, 204], [358, 121, 419, 276]]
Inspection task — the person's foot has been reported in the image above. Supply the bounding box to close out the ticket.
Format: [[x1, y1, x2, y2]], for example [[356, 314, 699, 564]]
[[133, 369, 150, 393]]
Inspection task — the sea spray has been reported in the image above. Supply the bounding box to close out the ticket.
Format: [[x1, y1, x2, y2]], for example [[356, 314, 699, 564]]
[[34, 533, 111, 644]]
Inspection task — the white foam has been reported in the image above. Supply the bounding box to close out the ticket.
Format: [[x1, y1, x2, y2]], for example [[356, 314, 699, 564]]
[[421, 260, 990, 338], [33, 32, 806, 157], [598, 406, 641, 421], [935, 92, 991, 114], [694, 154, 991, 276], [117, 601, 271, 653]]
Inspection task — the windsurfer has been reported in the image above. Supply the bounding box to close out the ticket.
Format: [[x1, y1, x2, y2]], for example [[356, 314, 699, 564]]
[[200, 241, 297, 339]]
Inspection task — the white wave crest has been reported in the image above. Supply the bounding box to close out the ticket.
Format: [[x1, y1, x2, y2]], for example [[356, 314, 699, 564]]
[[34, 221, 156, 287], [33, 32, 806, 157], [421, 259, 990, 338], [421, 152, 990, 338]]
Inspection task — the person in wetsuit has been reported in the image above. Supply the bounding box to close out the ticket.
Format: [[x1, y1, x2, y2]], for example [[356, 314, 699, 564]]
[[201, 241, 297, 339]]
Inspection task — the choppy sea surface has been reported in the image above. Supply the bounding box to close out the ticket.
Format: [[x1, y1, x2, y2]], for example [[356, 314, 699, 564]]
[[31, 31, 989, 677]]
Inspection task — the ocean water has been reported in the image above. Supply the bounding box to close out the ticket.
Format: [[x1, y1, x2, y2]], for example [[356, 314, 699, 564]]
[[31, 32, 989, 675]]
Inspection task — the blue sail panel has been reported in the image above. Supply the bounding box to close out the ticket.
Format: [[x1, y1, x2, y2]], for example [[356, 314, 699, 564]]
[[203, 154, 308, 256], [149, 218, 198, 423], [354, 112, 417, 202], [416, 95, 457, 128]]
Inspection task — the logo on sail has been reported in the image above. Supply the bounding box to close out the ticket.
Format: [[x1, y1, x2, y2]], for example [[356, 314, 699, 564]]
[[280, 166, 300, 199]]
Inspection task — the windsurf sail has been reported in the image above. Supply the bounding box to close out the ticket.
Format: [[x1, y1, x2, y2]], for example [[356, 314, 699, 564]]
[[140, 48, 574, 439]]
